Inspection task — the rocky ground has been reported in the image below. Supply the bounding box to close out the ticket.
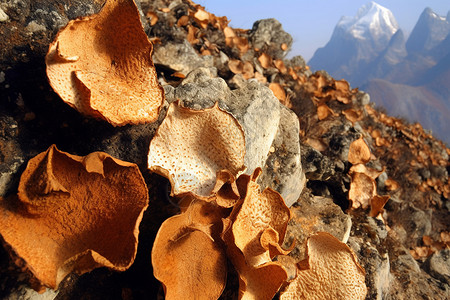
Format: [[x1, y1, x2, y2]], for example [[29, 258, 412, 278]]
[[0, 0, 449, 299]]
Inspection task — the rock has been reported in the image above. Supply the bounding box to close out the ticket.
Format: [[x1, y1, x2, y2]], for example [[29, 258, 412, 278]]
[[322, 123, 361, 162], [425, 249, 450, 283], [165, 67, 304, 206], [390, 204, 432, 245], [226, 80, 281, 175], [0, 114, 24, 198], [152, 40, 214, 75], [258, 105, 305, 206], [429, 164, 448, 180], [301, 143, 335, 180], [356, 91, 371, 106], [392, 252, 421, 273], [4, 286, 58, 300], [170, 67, 230, 109], [348, 236, 391, 300], [287, 55, 306, 69], [0, 0, 103, 68], [0, 7, 9, 22], [249, 18, 292, 59], [285, 194, 352, 259]]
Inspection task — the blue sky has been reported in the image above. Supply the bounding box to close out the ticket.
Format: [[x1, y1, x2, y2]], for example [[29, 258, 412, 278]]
[[195, 0, 450, 61]]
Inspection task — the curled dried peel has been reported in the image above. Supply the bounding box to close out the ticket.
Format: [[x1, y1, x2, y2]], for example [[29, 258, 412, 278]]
[[349, 172, 376, 209], [348, 137, 371, 165], [152, 200, 227, 300], [280, 232, 367, 300], [148, 101, 246, 197], [0, 145, 148, 289], [222, 218, 288, 300], [232, 171, 291, 267], [46, 0, 164, 126], [210, 169, 241, 207]]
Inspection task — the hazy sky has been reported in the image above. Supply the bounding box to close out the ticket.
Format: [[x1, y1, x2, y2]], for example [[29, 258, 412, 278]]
[[195, 0, 450, 61]]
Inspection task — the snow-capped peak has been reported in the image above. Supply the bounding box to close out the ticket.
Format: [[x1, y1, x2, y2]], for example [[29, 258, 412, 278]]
[[337, 1, 399, 43]]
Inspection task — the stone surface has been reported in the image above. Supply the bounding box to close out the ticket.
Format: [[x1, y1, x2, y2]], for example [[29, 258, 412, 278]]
[[5, 285, 58, 300], [249, 18, 292, 59], [258, 105, 305, 207], [153, 40, 214, 75], [425, 249, 450, 284], [389, 203, 433, 246], [284, 192, 352, 259]]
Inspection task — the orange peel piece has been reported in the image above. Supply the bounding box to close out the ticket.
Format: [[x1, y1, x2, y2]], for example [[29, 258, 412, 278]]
[[348, 137, 371, 165], [46, 0, 164, 126], [369, 195, 390, 218], [0, 145, 149, 289], [280, 232, 367, 300], [148, 101, 246, 197], [349, 172, 376, 209], [232, 170, 291, 267], [269, 82, 286, 102], [152, 199, 227, 300], [258, 53, 272, 69], [317, 103, 336, 120], [222, 218, 288, 300]]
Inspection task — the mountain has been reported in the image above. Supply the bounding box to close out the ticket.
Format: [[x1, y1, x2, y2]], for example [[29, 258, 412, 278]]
[[406, 7, 450, 55], [309, 1, 399, 86], [309, 2, 450, 144]]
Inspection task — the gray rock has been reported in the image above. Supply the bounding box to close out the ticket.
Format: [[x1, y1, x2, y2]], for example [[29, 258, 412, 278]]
[[322, 123, 361, 162], [5, 285, 58, 300], [393, 253, 421, 273], [249, 18, 292, 59], [258, 105, 305, 207], [301, 143, 335, 181], [227, 80, 281, 175], [348, 237, 392, 300], [357, 91, 371, 106], [391, 204, 432, 244], [0, 115, 24, 197], [172, 67, 230, 109], [287, 55, 306, 69], [165, 67, 304, 206], [152, 40, 214, 75], [425, 249, 450, 283]]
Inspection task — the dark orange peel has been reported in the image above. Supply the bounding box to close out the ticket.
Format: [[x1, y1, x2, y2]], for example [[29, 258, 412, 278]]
[[46, 0, 164, 126], [0, 145, 149, 289]]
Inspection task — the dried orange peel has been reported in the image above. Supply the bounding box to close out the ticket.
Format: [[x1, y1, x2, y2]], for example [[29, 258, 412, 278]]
[[148, 101, 246, 197], [46, 0, 164, 126], [152, 199, 227, 300], [0, 145, 149, 289], [280, 232, 367, 299]]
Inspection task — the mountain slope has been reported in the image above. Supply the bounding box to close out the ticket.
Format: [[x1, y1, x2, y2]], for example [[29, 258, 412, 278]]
[[361, 78, 450, 140]]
